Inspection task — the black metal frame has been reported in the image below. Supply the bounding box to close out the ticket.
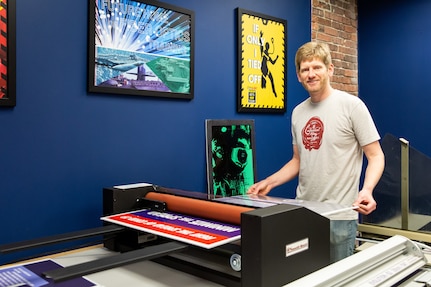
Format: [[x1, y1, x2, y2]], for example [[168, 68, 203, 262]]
[[205, 119, 257, 197]]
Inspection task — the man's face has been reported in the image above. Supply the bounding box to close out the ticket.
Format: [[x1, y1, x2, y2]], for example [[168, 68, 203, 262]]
[[296, 58, 334, 94]]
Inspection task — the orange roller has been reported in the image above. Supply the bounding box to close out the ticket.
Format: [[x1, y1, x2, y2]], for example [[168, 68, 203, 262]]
[[145, 192, 254, 225]]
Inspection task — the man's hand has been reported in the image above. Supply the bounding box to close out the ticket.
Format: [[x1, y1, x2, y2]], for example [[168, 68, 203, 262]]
[[247, 179, 272, 195], [353, 189, 377, 215]]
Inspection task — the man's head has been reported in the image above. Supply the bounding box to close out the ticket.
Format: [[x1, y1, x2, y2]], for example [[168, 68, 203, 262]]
[[295, 42, 332, 73], [295, 42, 334, 98]]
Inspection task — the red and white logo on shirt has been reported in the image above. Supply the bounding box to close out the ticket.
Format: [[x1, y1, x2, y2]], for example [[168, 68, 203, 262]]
[[302, 117, 324, 151]]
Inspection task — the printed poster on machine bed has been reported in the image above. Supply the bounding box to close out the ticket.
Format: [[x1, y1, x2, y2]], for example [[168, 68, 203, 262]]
[[101, 209, 241, 249]]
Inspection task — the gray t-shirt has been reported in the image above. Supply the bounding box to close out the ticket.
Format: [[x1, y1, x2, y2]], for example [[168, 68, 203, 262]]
[[291, 90, 380, 220]]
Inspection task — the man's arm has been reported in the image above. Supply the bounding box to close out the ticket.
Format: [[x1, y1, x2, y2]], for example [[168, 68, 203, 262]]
[[247, 145, 300, 195], [353, 140, 385, 215]]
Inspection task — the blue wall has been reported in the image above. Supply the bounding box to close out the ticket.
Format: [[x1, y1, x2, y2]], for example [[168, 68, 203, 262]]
[[358, 0, 431, 155], [0, 0, 310, 263]]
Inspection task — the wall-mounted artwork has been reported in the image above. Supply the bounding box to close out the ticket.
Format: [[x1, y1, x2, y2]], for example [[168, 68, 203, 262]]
[[206, 119, 257, 197], [88, 0, 195, 100], [0, 0, 16, 107], [237, 8, 287, 113]]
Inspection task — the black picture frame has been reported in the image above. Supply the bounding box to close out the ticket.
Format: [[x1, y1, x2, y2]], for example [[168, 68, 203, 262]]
[[88, 0, 195, 100], [237, 8, 287, 113], [0, 0, 16, 107], [205, 119, 257, 198]]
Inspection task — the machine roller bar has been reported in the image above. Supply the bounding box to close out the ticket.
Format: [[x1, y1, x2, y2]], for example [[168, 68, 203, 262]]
[[43, 241, 189, 282], [0, 225, 125, 254]]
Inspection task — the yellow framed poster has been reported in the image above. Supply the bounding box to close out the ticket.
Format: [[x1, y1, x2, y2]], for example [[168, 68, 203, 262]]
[[237, 8, 286, 113]]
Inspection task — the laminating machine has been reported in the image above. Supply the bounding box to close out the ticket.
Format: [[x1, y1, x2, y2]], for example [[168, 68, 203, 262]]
[[0, 183, 331, 287], [2, 183, 430, 286]]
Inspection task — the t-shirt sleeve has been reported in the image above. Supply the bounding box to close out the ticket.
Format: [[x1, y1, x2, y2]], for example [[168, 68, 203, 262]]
[[351, 100, 381, 147]]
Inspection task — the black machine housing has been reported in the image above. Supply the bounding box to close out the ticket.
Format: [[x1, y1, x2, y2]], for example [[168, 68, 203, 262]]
[[103, 186, 330, 287]]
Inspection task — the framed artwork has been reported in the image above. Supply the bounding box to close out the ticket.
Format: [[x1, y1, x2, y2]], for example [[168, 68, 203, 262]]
[[237, 8, 287, 113], [88, 0, 195, 100], [0, 0, 16, 107], [205, 119, 257, 197]]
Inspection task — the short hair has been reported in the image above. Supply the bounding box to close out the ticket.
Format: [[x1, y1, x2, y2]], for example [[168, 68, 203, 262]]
[[295, 42, 332, 72]]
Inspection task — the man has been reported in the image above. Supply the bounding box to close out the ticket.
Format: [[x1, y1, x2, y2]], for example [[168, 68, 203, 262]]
[[247, 42, 385, 263]]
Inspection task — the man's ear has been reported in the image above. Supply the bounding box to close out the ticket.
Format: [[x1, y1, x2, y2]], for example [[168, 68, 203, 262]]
[[296, 71, 301, 82], [328, 63, 335, 77]]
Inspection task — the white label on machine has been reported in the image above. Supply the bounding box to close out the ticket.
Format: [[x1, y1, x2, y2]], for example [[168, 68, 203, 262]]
[[285, 238, 309, 257]]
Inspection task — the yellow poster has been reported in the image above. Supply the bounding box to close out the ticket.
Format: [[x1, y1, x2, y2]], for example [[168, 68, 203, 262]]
[[238, 9, 286, 113]]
